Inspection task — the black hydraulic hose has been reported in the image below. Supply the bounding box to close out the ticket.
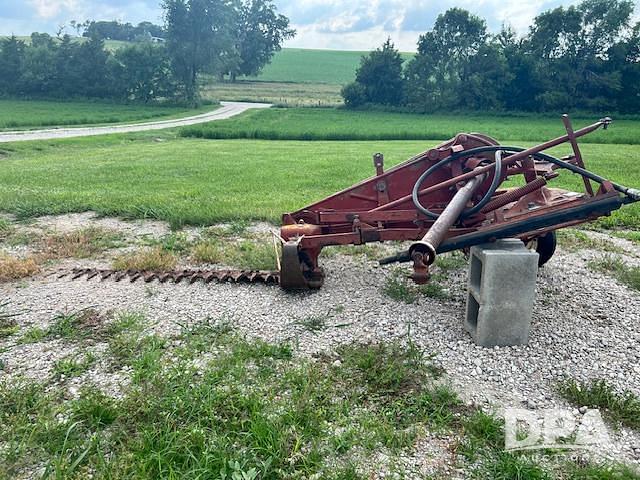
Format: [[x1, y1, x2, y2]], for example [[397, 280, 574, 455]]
[[412, 145, 639, 221], [412, 147, 502, 220]]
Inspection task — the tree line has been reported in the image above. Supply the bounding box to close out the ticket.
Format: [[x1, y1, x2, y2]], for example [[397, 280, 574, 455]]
[[0, 0, 293, 104], [80, 20, 165, 41], [343, 0, 640, 113]]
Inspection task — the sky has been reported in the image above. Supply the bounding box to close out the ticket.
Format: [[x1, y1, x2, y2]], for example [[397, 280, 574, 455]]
[[0, 0, 633, 51]]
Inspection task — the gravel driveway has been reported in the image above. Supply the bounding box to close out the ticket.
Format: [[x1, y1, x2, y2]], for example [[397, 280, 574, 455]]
[[1, 213, 639, 468], [0, 101, 271, 143]]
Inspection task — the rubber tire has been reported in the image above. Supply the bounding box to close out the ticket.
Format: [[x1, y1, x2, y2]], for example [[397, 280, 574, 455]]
[[535, 231, 557, 267]]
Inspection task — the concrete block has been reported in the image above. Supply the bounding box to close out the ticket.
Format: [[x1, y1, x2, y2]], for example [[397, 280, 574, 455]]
[[465, 239, 539, 347]]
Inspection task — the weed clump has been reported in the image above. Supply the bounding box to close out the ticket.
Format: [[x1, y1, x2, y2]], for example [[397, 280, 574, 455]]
[[191, 239, 276, 270], [559, 379, 640, 431], [41, 227, 122, 259], [113, 246, 177, 271], [0, 253, 39, 282], [382, 268, 450, 303]]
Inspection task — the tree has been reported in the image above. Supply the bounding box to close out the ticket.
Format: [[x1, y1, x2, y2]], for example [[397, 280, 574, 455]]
[[54, 35, 82, 97], [112, 43, 174, 102], [496, 25, 542, 111], [20, 33, 57, 95], [458, 42, 512, 110], [406, 8, 487, 111], [527, 0, 635, 110], [163, 0, 236, 103], [341, 82, 367, 108], [0, 36, 25, 95], [75, 34, 114, 97], [340, 38, 405, 107], [227, 0, 295, 81], [355, 38, 405, 105]]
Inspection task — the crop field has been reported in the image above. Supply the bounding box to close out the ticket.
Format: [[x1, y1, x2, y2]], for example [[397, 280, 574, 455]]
[[182, 107, 640, 144], [0, 99, 212, 130], [201, 48, 414, 106], [244, 48, 414, 84], [0, 131, 638, 229], [200, 80, 343, 107]]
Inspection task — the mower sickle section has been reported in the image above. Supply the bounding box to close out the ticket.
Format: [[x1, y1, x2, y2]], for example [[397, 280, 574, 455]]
[[278, 115, 639, 291], [59, 268, 280, 285]]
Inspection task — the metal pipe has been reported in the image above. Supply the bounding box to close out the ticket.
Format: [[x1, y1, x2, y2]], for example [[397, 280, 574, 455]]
[[409, 173, 485, 265]]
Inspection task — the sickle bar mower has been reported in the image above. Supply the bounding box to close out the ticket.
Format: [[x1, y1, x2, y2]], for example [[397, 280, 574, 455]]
[[278, 115, 640, 290]]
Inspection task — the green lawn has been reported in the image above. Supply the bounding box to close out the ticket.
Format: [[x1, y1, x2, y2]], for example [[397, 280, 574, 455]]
[[0, 134, 638, 228], [244, 48, 414, 85], [181, 107, 640, 145], [0, 99, 214, 130]]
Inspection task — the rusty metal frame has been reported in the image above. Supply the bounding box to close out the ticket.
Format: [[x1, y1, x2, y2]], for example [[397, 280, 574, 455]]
[[279, 115, 638, 289]]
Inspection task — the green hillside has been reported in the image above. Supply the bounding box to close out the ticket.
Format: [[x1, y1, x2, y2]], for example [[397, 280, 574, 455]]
[[246, 48, 414, 85]]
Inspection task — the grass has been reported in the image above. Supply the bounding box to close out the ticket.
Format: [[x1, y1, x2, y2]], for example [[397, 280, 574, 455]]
[[610, 230, 640, 245], [294, 314, 328, 333], [181, 107, 640, 144], [20, 327, 47, 344], [48, 308, 105, 341], [566, 463, 640, 479], [0, 99, 213, 130], [52, 352, 97, 379], [2, 134, 637, 229], [0, 324, 457, 478], [2, 309, 638, 478], [557, 229, 624, 253], [558, 379, 640, 431], [0, 218, 12, 237], [191, 238, 277, 270], [113, 246, 178, 271], [588, 255, 640, 291]]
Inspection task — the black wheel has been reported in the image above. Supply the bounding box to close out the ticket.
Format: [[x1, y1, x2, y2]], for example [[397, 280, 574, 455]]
[[532, 231, 557, 267]]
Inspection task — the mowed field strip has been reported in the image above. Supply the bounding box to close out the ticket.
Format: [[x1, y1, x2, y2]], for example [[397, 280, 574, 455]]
[[0, 132, 638, 228], [0, 102, 271, 142]]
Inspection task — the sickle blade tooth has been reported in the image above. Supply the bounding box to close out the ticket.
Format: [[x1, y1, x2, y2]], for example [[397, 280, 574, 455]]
[[62, 268, 281, 286], [143, 272, 158, 283], [72, 269, 89, 280], [101, 270, 114, 280], [158, 273, 173, 283], [86, 270, 100, 280]]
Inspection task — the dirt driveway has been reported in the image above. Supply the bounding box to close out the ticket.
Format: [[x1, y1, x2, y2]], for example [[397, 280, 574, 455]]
[[0, 101, 271, 143]]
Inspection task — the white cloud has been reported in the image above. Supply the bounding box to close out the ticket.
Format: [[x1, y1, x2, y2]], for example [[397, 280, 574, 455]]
[[2, 0, 633, 51], [28, 0, 80, 19]]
